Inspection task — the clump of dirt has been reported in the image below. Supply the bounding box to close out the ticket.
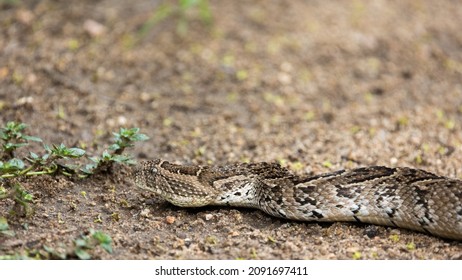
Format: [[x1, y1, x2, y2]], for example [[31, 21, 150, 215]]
[[1, 0, 461, 259]]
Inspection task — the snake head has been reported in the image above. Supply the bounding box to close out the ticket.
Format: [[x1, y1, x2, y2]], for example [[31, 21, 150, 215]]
[[133, 159, 162, 193], [133, 159, 216, 207]]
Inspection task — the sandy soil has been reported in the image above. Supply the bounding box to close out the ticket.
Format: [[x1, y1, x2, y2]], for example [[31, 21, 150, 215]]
[[1, 0, 462, 259]]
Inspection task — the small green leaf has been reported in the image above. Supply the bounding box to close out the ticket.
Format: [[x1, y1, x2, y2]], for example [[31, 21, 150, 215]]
[[22, 135, 42, 142], [29, 152, 39, 159], [74, 238, 88, 248], [67, 148, 85, 158], [112, 127, 149, 149], [92, 231, 113, 253], [125, 159, 137, 165], [9, 158, 24, 170], [43, 245, 54, 253], [8, 122, 26, 131], [111, 154, 134, 164], [0, 216, 14, 237], [101, 150, 112, 160], [50, 144, 85, 158], [43, 245, 66, 259], [0, 230, 15, 237], [0, 217, 9, 231], [81, 164, 97, 175], [89, 156, 101, 163], [74, 248, 91, 260], [26, 151, 49, 165], [108, 143, 120, 151], [23, 193, 33, 202], [100, 243, 113, 253], [120, 127, 138, 135], [44, 144, 52, 153], [0, 158, 25, 172], [3, 142, 28, 151], [131, 133, 149, 142]]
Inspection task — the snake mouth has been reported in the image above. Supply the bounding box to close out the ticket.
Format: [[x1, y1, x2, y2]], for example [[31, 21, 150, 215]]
[[132, 163, 148, 190]]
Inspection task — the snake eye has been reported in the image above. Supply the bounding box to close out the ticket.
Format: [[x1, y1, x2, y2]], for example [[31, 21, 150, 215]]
[[151, 167, 158, 174]]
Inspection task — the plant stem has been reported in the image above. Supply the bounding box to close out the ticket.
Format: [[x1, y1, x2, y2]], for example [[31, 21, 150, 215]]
[[1, 170, 53, 179]]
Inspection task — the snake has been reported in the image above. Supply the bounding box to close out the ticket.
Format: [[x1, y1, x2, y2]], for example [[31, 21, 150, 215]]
[[133, 159, 462, 240]]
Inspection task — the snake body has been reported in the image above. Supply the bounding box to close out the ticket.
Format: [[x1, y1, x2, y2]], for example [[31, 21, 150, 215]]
[[134, 159, 462, 240]]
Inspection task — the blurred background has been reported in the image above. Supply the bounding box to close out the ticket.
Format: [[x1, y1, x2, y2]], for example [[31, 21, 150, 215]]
[[1, 0, 462, 170]]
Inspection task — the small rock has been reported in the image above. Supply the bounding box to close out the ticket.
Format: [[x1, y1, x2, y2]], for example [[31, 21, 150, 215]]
[[313, 238, 323, 245], [140, 208, 151, 217], [0, 67, 8, 79], [390, 157, 398, 165], [177, 232, 187, 239], [364, 225, 379, 238], [140, 92, 151, 102], [144, 198, 158, 205], [15, 96, 34, 106], [117, 115, 127, 125], [280, 62, 293, 72], [346, 246, 360, 254], [83, 19, 106, 37], [16, 9, 34, 25], [277, 72, 292, 84], [27, 73, 37, 84], [165, 216, 175, 224], [205, 214, 213, 221], [184, 238, 192, 247]]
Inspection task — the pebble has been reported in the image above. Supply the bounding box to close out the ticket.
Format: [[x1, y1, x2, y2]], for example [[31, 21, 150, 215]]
[[390, 157, 398, 165], [165, 216, 176, 224], [177, 232, 187, 239], [117, 115, 127, 125], [313, 238, 323, 245], [204, 214, 213, 221], [184, 238, 192, 247], [83, 19, 106, 37], [16, 9, 34, 25], [346, 246, 360, 254], [140, 208, 151, 217], [229, 231, 240, 237]]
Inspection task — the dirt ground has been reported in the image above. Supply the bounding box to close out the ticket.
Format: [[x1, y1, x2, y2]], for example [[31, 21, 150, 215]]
[[1, 0, 462, 259]]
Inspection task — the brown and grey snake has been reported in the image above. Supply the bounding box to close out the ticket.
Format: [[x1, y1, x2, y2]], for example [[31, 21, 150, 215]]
[[133, 159, 462, 240]]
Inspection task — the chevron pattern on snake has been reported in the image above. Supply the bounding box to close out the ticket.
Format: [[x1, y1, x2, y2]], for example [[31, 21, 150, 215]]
[[133, 159, 462, 240]]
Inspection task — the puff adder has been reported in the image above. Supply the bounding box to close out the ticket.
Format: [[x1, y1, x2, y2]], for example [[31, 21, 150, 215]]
[[134, 159, 462, 240]]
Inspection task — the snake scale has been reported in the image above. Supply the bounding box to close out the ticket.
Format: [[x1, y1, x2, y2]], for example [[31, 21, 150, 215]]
[[134, 159, 462, 240]]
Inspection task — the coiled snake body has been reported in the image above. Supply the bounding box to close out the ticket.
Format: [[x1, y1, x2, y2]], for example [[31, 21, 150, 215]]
[[134, 159, 462, 240]]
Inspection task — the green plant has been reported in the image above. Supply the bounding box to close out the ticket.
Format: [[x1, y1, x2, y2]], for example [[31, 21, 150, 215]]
[[81, 127, 149, 174], [0, 123, 148, 179], [0, 0, 20, 6], [138, 0, 212, 37], [0, 183, 34, 217], [43, 229, 113, 260], [1, 229, 113, 260], [72, 229, 113, 259], [0, 216, 15, 237], [1, 121, 42, 159], [109, 127, 150, 154], [0, 121, 148, 220]]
